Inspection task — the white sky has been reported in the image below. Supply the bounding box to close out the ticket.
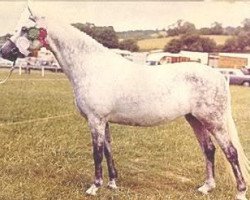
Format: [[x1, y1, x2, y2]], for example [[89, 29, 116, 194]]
[[0, 1, 250, 36]]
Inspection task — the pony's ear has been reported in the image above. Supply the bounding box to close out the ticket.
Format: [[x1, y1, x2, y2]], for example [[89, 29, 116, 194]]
[[26, 4, 46, 29], [28, 6, 36, 22], [29, 16, 36, 23], [27, 1, 39, 22], [27, 6, 33, 16], [14, 4, 36, 33]]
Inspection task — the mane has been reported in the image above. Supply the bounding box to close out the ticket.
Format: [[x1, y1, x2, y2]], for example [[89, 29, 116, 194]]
[[43, 17, 134, 82], [46, 18, 110, 54]]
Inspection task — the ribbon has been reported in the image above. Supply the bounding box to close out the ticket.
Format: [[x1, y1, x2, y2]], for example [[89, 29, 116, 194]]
[[30, 39, 42, 50], [16, 36, 30, 56], [28, 27, 39, 40]]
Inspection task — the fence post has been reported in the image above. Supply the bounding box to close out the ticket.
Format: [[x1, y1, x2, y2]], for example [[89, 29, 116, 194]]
[[41, 66, 45, 77], [226, 74, 230, 85], [19, 64, 22, 75]]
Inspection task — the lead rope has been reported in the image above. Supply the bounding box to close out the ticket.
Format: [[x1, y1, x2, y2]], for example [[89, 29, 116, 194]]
[[0, 62, 16, 84]]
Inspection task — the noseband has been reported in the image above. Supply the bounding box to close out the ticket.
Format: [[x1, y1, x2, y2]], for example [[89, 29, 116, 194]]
[[3, 39, 25, 62]]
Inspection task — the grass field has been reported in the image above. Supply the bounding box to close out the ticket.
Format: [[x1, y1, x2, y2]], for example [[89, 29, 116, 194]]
[[137, 35, 232, 52], [0, 70, 249, 200]]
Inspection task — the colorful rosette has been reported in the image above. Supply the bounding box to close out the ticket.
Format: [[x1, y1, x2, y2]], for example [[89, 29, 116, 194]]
[[28, 27, 40, 40], [30, 39, 42, 50], [25, 26, 49, 56], [30, 49, 39, 57], [39, 38, 49, 49], [16, 36, 30, 56], [39, 28, 47, 39]]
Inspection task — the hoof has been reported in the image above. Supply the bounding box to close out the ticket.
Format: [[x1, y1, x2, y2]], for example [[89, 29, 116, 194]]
[[107, 179, 118, 190], [198, 185, 209, 195], [86, 184, 99, 196], [197, 183, 215, 195], [236, 191, 248, 200]]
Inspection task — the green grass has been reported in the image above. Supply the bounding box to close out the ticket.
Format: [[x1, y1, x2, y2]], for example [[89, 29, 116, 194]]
[[0, 70, 249, 200]]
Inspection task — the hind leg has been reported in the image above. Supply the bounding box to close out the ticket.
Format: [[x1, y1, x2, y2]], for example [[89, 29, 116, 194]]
[[209, 122, 247, 200], [185, 114, 216, 194]]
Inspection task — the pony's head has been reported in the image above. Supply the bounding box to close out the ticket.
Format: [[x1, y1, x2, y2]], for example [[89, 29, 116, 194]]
[[0, 6, 48, 62]]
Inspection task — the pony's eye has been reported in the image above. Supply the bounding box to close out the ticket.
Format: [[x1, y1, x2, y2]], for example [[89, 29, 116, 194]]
[[21, 27, 28, 32]]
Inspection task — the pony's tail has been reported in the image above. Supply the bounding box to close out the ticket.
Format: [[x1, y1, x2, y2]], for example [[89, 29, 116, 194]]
[[226, 107, 250, 186]]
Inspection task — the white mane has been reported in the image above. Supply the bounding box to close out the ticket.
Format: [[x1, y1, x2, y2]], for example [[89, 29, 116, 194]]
[[47, 20, 107, 54]]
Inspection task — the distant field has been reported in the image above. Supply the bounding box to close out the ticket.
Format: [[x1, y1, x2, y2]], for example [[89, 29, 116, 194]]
[[137, 37, 178, 52], [0, 70, 249, 199], [201, 35, 232, 45], [137, 35, 232, 51]]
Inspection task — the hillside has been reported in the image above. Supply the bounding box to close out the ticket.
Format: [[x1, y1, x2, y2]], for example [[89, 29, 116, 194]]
[[137, 35, 232, 52], [117, 29, 161, 40]]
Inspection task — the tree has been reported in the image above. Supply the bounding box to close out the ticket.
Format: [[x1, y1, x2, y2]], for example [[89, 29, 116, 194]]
[[215, 44, 224, 52], [167, 20, 196, 36], [224, 26, 240, 36], [181, 34, 201, 50], [221, 32, 250, 52], [179, 22, 196, 35], [199, 27, 211, 35], [176, 19, 184, 29], [237, 32, 250, 51], [242, 18, 250, 32], [164, 34, 216, 53], [167, 27, 179, 36], [210, 22, 224, 35], [119, 39, 139, 52], [72, 23, 119, 48], [182, 35, 216, 52], [222, 37, 239, 52], [164, 39, 182, 53], [94, 26, 119, 48], [199, 37, 217, 52]]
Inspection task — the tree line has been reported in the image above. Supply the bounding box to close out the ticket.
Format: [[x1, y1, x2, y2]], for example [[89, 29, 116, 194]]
[[1, 19, 250, 53], [72, 19, 250, 53], [167, 19, 250, 36], [72, 23, 139, 52], [164, 19, 250, 53]]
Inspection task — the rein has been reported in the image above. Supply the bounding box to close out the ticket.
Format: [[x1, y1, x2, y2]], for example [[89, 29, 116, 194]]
[[0, 62, 16, 84]]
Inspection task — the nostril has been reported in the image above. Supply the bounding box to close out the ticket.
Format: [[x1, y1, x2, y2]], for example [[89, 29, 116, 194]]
[[0, 48, 5, 59]]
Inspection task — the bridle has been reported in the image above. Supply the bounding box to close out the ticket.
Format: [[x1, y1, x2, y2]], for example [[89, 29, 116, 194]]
[[9, 40, 21, 58], [6, 39, 26, 61], [0, 36, 27, 84], [0, 7, 48, 84]]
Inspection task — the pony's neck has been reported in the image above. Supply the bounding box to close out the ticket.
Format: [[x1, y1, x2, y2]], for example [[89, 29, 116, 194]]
[[46, 19, 107, 84]]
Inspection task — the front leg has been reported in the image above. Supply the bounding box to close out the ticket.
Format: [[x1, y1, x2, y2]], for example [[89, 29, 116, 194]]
[[104, 123, 118, 189], [86, 118, 106, 196]]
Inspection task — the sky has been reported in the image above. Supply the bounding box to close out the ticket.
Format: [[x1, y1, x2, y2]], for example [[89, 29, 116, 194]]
[[0, 1, 250, 36]]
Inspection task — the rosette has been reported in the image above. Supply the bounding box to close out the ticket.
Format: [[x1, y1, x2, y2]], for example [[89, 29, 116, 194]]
[[39, 28, 47, 39], [28, 28, 39, 40], [30, 39, 42, 50], [16, 36, 30, 56]]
